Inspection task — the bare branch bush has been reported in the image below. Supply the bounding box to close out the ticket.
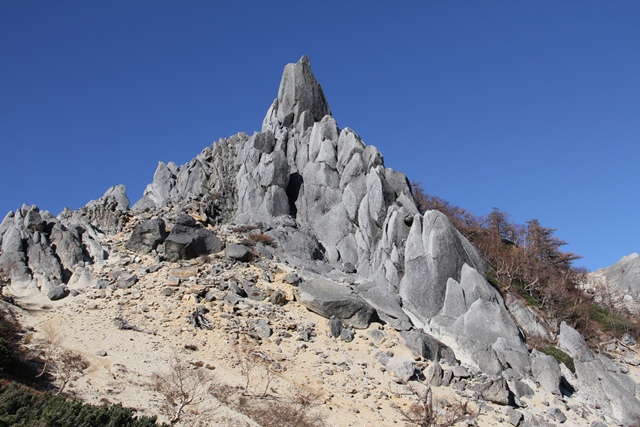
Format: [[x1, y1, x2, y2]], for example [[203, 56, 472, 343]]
[[396, 386, 478, 427], [33, 322, 89, 395], [152, 357, 221, 425], [230, 384, 325, 427], [238, 345, 282, 398]]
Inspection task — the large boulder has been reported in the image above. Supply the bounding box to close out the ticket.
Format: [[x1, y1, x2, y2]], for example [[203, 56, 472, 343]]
[[225, 244, 252, 262], [355, 282, 413, 330], [531, 349, 562, 395], [401, 330, 457, 365], [295, 278, 376, 328], [164, 224, 223, 262], [125, 218, 168, 254]]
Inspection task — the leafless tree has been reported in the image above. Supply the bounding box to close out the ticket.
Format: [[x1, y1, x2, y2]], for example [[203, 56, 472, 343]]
[[152, 357, 220, 425], [34, 323, 89, 395]]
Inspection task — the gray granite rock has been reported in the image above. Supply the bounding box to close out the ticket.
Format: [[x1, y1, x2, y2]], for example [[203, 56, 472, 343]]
[[165, 224, 223, 262], [296, 278, 375, 328], [225, 244, 252, 262], [401, 330, 457, 365], [531, 349, 561, 395], [125, 218, 168, 254], [558, 322, 640, 425]]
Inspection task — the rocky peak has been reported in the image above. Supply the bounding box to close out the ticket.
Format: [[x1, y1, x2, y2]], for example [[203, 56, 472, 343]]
[[262, 55, 331, 133], [3, 57, 640, 426]]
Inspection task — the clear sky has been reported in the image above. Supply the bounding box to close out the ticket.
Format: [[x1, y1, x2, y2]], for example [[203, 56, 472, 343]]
[[1, 1, 638, 272]]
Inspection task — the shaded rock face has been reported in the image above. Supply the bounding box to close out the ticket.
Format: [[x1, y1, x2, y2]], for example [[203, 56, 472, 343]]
[[164, 221, 223, 262], [125, 218, 167, 255]]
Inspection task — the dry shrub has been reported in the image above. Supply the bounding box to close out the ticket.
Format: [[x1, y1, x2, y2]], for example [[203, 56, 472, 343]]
[[34, 322, 89, 395], [397, 386, 478, 427], [152, 357, 220, 425], [231, 224, 262, 233], [231, 384, 324, 427], [239, 238, 256, 247], [248, 233, 277, 248], [237, 346, 282, 398], [240, 399, 325, 427]]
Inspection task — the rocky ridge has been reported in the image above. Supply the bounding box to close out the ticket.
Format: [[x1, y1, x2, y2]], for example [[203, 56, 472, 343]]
[[587, 253, 640, 315], [1, 56, 640, 426]]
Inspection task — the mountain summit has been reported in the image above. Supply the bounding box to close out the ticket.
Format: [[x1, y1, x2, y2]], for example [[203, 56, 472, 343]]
[[1, 57, 640, 426], [263, 55, 332, 132]]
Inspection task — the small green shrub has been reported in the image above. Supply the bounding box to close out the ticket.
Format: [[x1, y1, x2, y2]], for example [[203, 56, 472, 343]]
[[590, 306, 640, 340], [0, 382, 167, 427], [520, 290, 540, 307], [0, 338, 13, 372], [538, 345, 575, 374], [484, 273, 502, 291], [0, 308, 19, 374]]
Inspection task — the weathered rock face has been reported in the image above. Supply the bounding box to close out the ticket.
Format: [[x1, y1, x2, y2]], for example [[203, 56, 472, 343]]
[[0, 201, 110, 299], [531, 349, 562, 395], [3, 55, 638, 424], [132, 134, 246, 224], [400, 210, 486, 323], [163, 220, 223, 262], [588, 253, 640, 314], [75, 184, 130, 235], [123, 56, 528, 380], [125, 218, 168, 254], [262, 55, 331, 133], [559, 322, 640, 426], [296, 278, 376, 328], [598, 253, 640, 297]]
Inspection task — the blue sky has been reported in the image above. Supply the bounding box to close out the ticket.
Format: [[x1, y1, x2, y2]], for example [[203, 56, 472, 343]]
[[1, 1, 638, 271]]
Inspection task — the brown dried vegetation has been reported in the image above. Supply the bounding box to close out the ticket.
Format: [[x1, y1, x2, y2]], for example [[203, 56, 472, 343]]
[[411, 181, 640, 344]]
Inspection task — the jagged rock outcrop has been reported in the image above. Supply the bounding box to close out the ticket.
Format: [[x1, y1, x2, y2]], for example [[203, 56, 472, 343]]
[[597, 253, 640, 298], [2, 55, 639, 424], [1, 205, 103, 299], [115, 56, 529, 381], [132, 134, 245, 224], [75, 184, 130, 234], [558, 322, 640, 426], [5, 55, 640, 425], [262, 55, 331, 133], [588, 253, 640, 313], [0, 185, 132, 299]]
